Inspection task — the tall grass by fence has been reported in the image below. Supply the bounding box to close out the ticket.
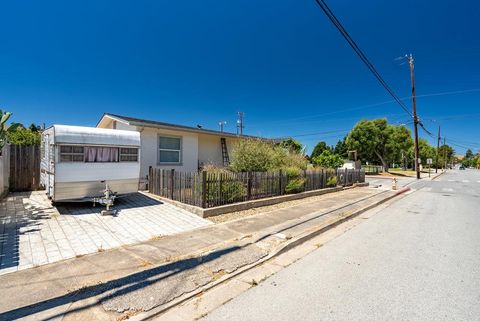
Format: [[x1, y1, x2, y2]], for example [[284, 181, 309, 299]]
[[148, 168, 365, 209]]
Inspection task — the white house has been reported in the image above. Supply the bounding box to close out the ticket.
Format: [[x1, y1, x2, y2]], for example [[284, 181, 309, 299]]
[[96, 113, 265, 180]]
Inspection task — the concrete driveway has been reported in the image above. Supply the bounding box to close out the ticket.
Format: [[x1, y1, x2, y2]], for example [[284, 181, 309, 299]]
[[0, 191, 211, 275]]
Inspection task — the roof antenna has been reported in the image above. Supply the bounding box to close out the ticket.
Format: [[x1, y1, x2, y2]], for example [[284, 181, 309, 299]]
[[236, 112, 244, 136], [218, 121, 227, 132]]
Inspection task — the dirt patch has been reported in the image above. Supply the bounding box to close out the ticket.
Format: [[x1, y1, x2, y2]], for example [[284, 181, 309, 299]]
[[207, 189, 359, 224]]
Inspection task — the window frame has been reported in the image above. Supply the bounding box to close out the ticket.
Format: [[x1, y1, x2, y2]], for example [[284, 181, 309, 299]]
[[119, 147, 139, 162], [59, 145, 85, 163], [158, 134, 182, 165], [58, 145, 140, 163]]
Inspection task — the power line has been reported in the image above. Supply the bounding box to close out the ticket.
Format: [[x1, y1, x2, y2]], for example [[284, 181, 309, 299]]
[[290, 129, 350, 138], [247, 88, 480, 128], [313, 0, 413, 118]]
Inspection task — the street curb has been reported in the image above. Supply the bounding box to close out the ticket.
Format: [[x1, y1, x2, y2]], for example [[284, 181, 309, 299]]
[[431, 170, 446, 181], [274, 186, 411, 257], [131, 187, 410, 321]]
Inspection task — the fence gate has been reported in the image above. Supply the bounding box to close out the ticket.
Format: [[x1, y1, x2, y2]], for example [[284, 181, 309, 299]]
[[9, 145, 41, 191]]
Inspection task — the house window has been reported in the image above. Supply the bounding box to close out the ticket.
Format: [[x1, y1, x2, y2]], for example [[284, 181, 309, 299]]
[[159, 136, 181, 164], [120, 148, 139, 162], [60, 146, 85, 162]]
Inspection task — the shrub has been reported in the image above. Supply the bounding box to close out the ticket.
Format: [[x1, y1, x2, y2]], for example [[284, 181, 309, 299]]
[[285, 178, 305, 194], [283, 166, 305, 194], [6, 124, 41, 146], [230, 139, 308, 172], [326, 176, 337, 187], [202, 166, 246, 204], [312, 149, 344, 169], [282, 152, 308, 170], [230, 139, 278, 172]]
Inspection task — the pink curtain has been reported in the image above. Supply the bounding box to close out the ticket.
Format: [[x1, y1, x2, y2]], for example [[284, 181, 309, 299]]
[[85, 147, 119, 162]]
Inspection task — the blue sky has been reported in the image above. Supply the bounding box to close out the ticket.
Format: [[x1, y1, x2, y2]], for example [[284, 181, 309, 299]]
[[1, 0, 479, 154]]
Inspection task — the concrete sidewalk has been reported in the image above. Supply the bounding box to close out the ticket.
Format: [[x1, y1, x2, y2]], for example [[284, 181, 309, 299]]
[[0, 186, 400, 321]]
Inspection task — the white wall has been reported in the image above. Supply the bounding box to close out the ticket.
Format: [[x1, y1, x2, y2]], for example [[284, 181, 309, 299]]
[[139, 127, 199, 177], [0, 145, 10, 196], [198, 134, 238, 167], [97, 117, 243, 175]]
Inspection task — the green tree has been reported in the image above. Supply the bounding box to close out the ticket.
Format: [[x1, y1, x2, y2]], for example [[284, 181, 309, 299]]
[[334, 136, 348, 158], [280, 138, 304, 154], [310, 141, 331, 159], [346, 118, 413, 171], [0, 109, 12, 150], [465, 149, 474, 159], [417, 139, 436, 165], [6, 123, 41, 146], [29, 123, 40, 132], [312, 149, 344, 169], [438, 144, 455, 168], [386, 125, 414, 166]]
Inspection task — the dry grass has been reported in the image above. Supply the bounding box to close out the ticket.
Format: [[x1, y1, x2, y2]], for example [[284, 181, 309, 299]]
[[149, 235, 164, 241], [211, 269, 226, 281], [139, 260, 153, 268]]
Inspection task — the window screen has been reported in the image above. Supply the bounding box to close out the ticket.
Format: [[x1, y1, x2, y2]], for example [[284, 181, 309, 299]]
[[59, 146, 85, 162], [120, 148, 139, 162]]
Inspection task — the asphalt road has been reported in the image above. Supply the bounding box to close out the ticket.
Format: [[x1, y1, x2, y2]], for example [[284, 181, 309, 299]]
[[202, 170, 480, 321]]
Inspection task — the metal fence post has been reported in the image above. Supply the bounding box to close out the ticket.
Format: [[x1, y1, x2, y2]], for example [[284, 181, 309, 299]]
[[303, 169, 307, 191], [201, 171, 207, 208], [148, 166, 152, 192], [247, 172, 252, 200], [169, 168, 175, 199], [278, 169, 283, 195]]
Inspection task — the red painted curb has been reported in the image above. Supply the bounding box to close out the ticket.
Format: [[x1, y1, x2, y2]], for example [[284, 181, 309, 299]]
[[395, 186, 411, 195]]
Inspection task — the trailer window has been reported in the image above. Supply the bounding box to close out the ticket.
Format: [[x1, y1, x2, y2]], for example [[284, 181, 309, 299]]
[[120, 148, 138, 162], [60, 146, 84, 162], [85, 146, 119, 162], [159, 136, 181, 164]]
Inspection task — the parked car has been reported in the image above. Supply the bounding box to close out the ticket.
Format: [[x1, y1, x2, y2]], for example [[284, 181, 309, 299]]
[[459, 165, 466, 170]]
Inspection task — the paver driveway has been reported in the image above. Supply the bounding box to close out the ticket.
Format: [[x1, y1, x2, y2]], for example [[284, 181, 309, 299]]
[[0, 191, 211, 275]]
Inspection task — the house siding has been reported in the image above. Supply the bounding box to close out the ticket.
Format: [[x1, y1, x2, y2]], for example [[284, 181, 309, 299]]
[[139, 127, 199, 178], [97, 116, 246, 178], [198, 134, 238, 167]]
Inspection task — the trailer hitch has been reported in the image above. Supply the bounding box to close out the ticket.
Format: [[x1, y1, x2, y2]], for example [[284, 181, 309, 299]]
[[93, 183, 117, 216]]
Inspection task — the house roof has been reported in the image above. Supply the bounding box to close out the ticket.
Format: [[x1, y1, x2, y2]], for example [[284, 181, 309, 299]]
[[97, 113, 272, 140]]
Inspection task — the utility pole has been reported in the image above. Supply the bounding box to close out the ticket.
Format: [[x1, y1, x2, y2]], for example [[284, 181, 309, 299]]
[[408, 54, 421, 179], [436, 126, 440, 173], [218, 121, 226, 132], [443, 137, 447, 170], [236, 112, 244, 136]]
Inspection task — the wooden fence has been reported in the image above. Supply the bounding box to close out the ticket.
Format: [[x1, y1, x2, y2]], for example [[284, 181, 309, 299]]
[[9, 145, 41, 191], [149, 167, 365, 209]]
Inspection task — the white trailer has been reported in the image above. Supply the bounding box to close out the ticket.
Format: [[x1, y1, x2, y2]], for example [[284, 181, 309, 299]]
[[41, 125, 141, 202]]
